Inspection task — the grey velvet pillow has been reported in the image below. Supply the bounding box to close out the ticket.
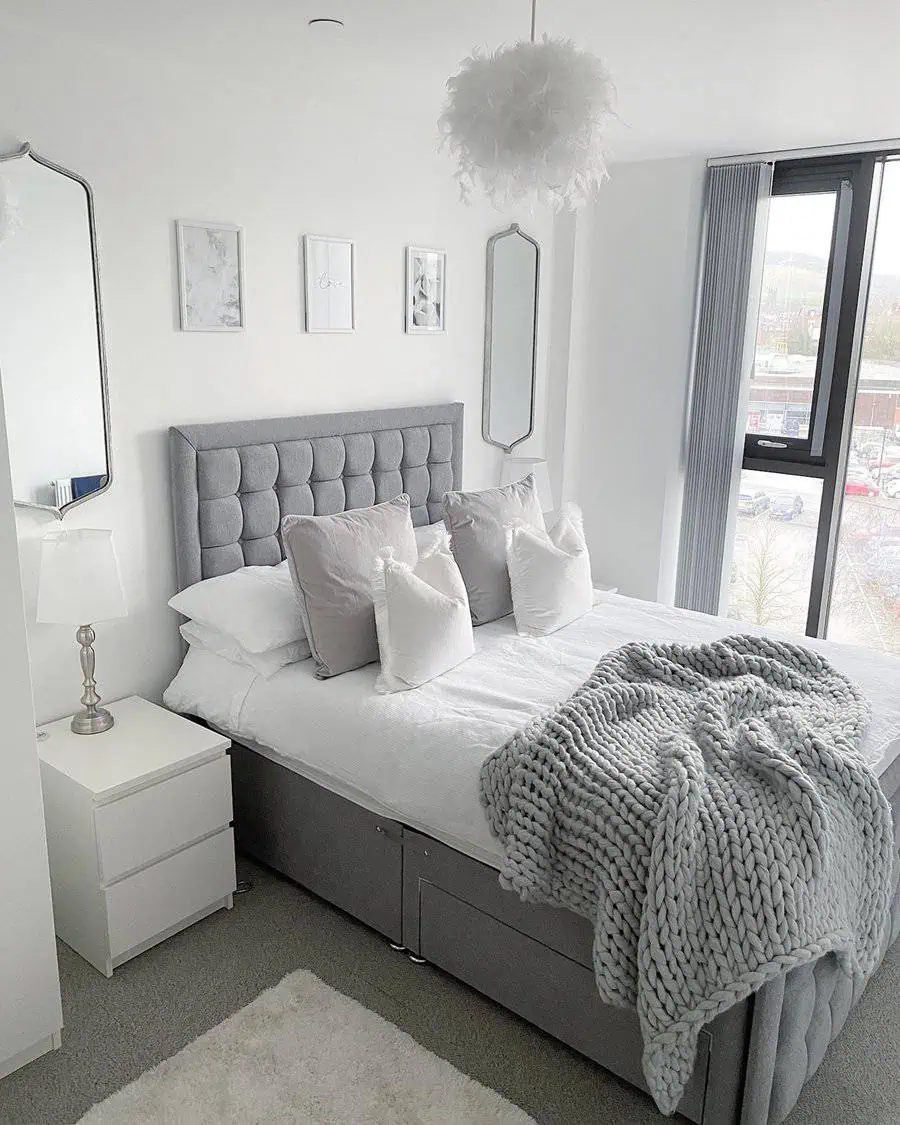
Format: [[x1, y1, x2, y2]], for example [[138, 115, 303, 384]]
[[282, 495, 417, 678], [442, 475, 545, 625]]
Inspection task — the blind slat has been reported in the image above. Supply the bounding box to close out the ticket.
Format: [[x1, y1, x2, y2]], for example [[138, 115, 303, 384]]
[[675, 163, 773, 614]]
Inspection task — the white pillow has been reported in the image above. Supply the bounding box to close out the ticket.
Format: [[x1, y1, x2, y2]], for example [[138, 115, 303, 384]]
[[180, 621, 309, 679], [372, 531, 474, 693], [506, 504, 593, 636], [413, 522, 447, 557], [168, 562, 308, 654]]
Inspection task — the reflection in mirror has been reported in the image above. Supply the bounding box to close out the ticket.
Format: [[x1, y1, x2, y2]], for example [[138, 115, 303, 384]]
[[0, 144, 110, 516], [483, 223, 539, 452]]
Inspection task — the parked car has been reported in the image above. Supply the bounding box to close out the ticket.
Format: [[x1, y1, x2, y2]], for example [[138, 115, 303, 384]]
[[738, 490, 770, 516], [866, 444, 900, 471], [845, 472, 880, 497], [885, 477, 900, 500], [769, 493, 804, 521]]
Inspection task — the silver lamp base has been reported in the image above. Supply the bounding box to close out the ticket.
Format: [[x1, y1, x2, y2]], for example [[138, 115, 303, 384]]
[[71, 705, 114, 736], [71, 623, 115, 736]]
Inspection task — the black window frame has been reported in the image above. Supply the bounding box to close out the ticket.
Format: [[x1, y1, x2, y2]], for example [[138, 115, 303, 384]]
[[743, 158, 871, 471], [736, 152, 880, 637]]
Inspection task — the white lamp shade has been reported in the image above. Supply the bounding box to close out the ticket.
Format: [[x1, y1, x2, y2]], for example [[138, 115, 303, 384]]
[[500, 456, 554, 513], [36, 528, 127, 626]]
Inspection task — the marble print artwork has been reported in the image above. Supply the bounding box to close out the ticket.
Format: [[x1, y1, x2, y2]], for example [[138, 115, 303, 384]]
[[178, 222, 243, 331]]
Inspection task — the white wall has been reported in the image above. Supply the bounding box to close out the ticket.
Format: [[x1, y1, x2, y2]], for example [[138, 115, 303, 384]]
[[568, 157, 706, 603], [0, 380, 62, 1076], [0, 5, 555, 723]]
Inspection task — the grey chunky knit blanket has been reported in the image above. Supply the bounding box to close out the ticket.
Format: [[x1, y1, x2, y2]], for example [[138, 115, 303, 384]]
[[480, 634, 894, 1115]]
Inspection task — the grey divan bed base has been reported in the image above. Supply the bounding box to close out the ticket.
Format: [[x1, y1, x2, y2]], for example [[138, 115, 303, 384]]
[[169, 403, 900, 1125]]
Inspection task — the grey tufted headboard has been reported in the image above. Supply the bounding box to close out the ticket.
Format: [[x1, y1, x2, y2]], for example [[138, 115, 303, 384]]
[[169, 402, 463, 591]]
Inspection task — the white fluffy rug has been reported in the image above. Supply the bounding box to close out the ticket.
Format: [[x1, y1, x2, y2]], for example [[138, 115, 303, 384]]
[[77, 969, 536, 1124]]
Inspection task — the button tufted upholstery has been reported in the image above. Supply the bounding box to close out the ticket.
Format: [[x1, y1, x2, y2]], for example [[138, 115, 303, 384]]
[[739, 771, 900, 1125], [169, 404, 463, 590]]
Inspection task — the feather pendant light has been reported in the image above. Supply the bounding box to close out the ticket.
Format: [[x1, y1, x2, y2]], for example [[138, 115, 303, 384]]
[[439, 0, 615, 210]]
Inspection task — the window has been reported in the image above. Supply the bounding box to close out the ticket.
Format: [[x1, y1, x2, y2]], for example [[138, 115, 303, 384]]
[[828, 160, 900, 653], [724, 153, 900, 652], [727, 470, 822, 635], [747, 192, 836, 443]]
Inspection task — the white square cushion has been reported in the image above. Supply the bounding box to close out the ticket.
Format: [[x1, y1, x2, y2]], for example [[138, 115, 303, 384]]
[[373, 531, 475, 693], [168, 562, 310, 656], [506, 504, 593, 636], [413, 522, 447, 557], [179, 621, 309, 679]]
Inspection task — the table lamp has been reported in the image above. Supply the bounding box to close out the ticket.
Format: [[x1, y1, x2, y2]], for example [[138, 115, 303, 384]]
[[500, 455, 554, 513], [37, 528, 127, 735]]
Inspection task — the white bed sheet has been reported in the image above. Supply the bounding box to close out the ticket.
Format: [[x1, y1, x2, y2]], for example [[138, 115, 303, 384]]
[[163, 593, 900, 870]]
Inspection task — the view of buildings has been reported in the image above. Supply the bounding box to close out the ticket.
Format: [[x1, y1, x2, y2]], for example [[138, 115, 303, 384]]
[[727, 179, 900, 655]]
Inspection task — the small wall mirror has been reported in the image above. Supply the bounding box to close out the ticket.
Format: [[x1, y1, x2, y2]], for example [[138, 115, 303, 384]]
[[0, 143, 111, 517], [482, 223, 540, 452]]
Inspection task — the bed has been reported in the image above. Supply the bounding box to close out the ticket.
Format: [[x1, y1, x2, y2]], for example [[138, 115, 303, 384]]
[[166, 403, 900, 1125]]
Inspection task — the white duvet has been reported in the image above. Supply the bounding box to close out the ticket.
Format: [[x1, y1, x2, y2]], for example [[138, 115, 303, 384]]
[[164, 593, 900, 869]]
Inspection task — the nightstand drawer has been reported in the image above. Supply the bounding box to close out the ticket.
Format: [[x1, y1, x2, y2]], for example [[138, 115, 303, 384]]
[[106, 828, 236, 960], [95, 755, 232, 883]]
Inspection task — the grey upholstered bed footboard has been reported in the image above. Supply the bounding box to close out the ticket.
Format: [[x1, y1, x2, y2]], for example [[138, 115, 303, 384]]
[[740, 759, 900, 1125]]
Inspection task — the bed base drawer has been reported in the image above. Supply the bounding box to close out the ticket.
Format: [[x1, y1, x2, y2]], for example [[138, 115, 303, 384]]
[[401, 829, 754, 1125], [229, 742, 403, 944], [415, 879, 710, 1121], [402, 828, 596, 968]]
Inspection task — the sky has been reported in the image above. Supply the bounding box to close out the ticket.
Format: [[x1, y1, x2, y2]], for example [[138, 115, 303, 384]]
[[765, 159, 900, 276]]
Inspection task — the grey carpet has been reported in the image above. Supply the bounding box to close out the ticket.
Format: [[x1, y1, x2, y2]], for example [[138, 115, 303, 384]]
[[0, 855, 898, 1125]]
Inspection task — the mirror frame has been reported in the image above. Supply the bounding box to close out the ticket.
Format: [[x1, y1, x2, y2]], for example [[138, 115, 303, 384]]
[[0, 141, 112, 519], [482, 222, 540, 453]]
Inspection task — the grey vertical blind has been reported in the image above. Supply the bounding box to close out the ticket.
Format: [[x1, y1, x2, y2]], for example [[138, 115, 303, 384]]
[[675, 162, 773, 614]]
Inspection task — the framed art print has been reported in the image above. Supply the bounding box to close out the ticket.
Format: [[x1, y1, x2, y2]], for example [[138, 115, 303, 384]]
[[304, 234, 355, 332], [406, 246, 446, 333], [176, 220, 245, 331]]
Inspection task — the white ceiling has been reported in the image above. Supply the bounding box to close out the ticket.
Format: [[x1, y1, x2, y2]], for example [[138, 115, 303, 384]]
[[5, 0, 900, 162]]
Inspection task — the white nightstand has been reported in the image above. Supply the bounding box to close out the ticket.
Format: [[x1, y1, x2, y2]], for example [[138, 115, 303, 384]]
[[37, 696, 236, 977]]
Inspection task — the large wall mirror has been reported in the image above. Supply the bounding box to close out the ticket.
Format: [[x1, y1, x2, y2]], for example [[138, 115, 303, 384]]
[[0, 143, 111, 517], [482, 223, 540, 452]]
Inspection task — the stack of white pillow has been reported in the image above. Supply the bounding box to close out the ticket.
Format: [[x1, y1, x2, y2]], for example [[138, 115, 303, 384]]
[[169, 562, 309, 680], [167, 475, 595, 696]]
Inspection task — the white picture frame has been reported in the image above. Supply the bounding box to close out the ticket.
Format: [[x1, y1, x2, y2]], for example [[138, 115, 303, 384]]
[[176, 220, 245, 332], [303, 234, 355, 333], [406, 246, 446, 334]]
